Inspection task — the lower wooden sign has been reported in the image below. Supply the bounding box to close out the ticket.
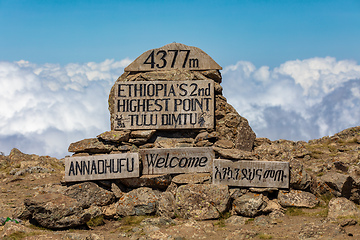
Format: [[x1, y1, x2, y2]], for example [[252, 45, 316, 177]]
[[64, 153, 139, 182], [212, 159, 289, 188], [140, 147, 214, 175]]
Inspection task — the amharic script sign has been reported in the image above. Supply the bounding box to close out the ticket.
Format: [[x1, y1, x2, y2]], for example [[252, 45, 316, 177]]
[[213, 159, 289, 188]]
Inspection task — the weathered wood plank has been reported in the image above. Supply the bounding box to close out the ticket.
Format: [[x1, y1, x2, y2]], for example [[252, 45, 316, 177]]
[[140, 147, 214, 175], [212, 159, 289, 188], [114, 80, 214, 130], [124, 43, 222, 71], [64, 153, 139, 182]]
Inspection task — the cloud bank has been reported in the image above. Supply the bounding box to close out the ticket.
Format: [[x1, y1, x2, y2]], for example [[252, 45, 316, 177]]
[[222, 57, 360, 141], [0, 59, 131, 158], [0, 57, 359, 158]]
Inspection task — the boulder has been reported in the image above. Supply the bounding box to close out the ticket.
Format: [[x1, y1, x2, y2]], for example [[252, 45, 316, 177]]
[[175, 184, 230, 220], [327, 197, 360, 218], [24, 193, 91, 229], [156, 191, 176, 218], [116, 187, 158, 216], [320, 172, 353, 198], [278, 190, 319, 208], [289, 161, 312, 191], [232, 193, 267, 217], [64, 182, 115, 208]]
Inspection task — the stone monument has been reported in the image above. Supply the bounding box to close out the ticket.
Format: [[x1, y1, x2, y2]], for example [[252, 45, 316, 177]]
[[66, 43, 280, 187]]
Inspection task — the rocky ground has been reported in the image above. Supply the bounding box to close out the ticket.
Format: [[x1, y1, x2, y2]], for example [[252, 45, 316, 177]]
[[1, 126, 360, 240]]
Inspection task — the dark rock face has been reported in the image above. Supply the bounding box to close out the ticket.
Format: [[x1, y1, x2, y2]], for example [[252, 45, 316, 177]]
[[24, 193, 91, 229]]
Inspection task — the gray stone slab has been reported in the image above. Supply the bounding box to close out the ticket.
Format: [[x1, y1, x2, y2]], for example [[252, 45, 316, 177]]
[[213, 159, 289, 188], [64, 153, 139, 182], [114, 80, 214, 130], [140, 147, 214, 175], [124, 43, 222, 71]]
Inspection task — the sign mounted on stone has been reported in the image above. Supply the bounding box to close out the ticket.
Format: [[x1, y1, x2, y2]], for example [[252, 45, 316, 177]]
[[140, 147, 214, 175], [64, 153, 139, 182], [125, 43, 222, 71], [114, 80, 214, 130], [213, 159, 289, 188]]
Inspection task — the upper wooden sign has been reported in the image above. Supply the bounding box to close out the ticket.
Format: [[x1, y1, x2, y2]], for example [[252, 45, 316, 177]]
[[124, 43, 222, 71], [114, 80, 214, 130]]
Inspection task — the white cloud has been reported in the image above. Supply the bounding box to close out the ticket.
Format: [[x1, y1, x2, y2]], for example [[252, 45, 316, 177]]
[[222, 57, 360, 141], [0, 59, 131, 157], [0, 56, 359, 158]]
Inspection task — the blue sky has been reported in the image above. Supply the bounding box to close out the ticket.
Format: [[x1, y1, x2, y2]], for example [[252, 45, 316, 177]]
[[1, 0, 360, 158], [1, 0, 359, 68]]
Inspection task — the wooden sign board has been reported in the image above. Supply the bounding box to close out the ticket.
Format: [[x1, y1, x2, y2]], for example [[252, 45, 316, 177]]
[[125, 43, 222, 71], [213, 159, 289, 188], [64, 153, 139, 182], [114, 80, 214, 130], [140, 147, 214, 175]]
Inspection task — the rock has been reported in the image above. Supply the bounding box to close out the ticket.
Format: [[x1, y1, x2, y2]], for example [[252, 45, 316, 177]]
[[24, 193, 91, 229], [225, 215, 248, 226], [194, 131, 219, 143], [129, 138, 148, 145], [116, 187, 158, 216], [119, 174, 172, 190], [101, 203, 117, 219], [269, 210, 285, 219], [175, 184, 230, 220], [229, 188, 248, 200], [320, 172, 353, 198], [156, 192, 176, 218], [232, 193, 267, 217], [68, 138, 114, 153], [97, 130, 130, 143], [298, 222, 344, 239], [130, 130, 156, 139], [225, 229, 258, 240], [64, 233, 104, 240], [254, 215, 270, 227], [213, 139, 234, 149], [85, 205, 103, 220], [328, 197, 360, 218], [200, 70, 222, 83], [1, 222, 32, 239], [278, 190, 319, 208], [212, 147, 257, 160], [340, 219, 357, 227], [111, 183, 124, 198], [262, 199, 283, 213], [140, 217, 175, 226], [289, 161, 312, 191], [172, 173, 211, 185], [12, 204, 32, 220], [64, 182, 115, 208]]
